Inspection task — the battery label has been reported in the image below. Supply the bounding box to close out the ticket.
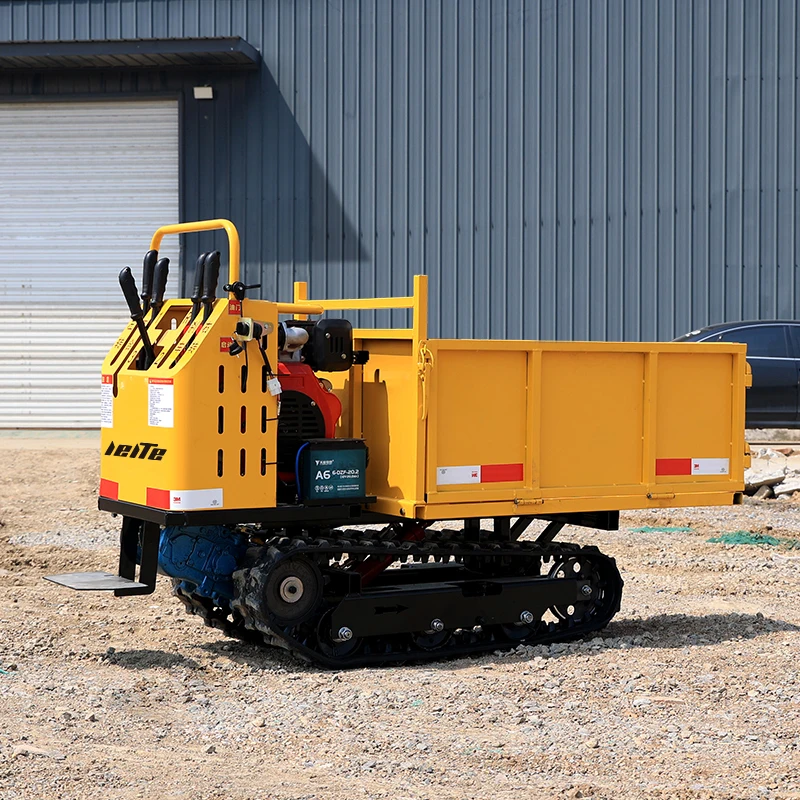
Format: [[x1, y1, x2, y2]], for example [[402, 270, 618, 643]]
[[148, 377, 174, 428], [100, 375, 113, 428]]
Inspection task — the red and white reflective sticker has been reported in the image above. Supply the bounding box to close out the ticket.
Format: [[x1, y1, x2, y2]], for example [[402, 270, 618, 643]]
[[656, 458, 729, 476], [437, 463, 524, 486], [147, 487, 223, 510], [99, 478, 119, 500]]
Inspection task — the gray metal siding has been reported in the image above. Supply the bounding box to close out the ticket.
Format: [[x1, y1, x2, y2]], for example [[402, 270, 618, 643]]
[[1, 0, 799, 341]]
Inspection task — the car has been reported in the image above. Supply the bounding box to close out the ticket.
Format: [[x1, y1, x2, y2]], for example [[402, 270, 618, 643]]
[[674, 321, 800, 428]]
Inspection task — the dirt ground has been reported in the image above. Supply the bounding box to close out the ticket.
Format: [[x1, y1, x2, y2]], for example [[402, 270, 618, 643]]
[[1, 440, 800, 800]]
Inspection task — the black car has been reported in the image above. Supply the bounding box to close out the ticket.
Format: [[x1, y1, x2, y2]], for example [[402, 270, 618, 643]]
[[674, 321, 800, 428]]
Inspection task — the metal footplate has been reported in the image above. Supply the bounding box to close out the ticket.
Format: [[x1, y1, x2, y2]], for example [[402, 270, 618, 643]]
[[45, 516, 161, 597], [45, 572, 149, 591]]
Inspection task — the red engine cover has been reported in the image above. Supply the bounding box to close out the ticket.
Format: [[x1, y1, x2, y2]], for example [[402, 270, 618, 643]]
[[277, 362, 342, 437]]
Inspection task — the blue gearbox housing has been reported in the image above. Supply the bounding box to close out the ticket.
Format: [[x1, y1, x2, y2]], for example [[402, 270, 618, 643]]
[[158, 525, 248, 603]]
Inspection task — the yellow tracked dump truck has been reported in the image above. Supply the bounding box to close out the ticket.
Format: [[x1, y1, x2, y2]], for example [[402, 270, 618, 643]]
[[48, 220, 751, 667]]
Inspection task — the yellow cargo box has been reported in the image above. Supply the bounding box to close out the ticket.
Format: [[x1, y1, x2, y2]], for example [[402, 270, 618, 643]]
[[326, 282, 749, 522]]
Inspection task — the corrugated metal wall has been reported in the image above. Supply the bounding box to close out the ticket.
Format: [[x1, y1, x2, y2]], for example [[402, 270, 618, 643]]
[[1, 0, 799, 342]]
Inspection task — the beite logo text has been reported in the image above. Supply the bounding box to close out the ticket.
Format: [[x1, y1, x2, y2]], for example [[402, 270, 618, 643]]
[[104, 441, 166, 460]]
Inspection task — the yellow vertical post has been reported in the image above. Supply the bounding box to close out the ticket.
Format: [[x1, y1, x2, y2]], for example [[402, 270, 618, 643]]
[[293, 281, 309, 320], [412, 274, 429, 509], [641, 352, 658, 492], [411, 275, 428, 344], [526, 349, 543, 493]]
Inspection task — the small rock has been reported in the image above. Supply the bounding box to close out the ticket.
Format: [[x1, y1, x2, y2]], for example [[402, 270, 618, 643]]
[[754, 484, 775, 500], [584, 738, 599, 749], [632, 697, 652, 708], [774, 478, 800, 497], [250, 717, 265, 728], [745, 469, 786, 491], [86, 713, 97, 722], [205, 745, 217, 754], [12, 745, 65, 761]]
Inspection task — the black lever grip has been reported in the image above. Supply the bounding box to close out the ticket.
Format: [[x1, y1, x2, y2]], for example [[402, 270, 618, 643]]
[[223, 281, 262, 301], [191, 253, 207, 303], [202, 251, 221, 303], [119, 267, 144, 320], [140, 250, 158, 311], [189, 253, 207, 321], [152, 258, 170, 306]]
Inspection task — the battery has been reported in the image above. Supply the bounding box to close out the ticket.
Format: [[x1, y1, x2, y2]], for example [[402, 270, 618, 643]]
[[299, 438, 368, 504]]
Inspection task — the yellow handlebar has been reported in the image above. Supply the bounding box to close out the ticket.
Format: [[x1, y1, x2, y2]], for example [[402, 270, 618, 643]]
[[150, 219, 241, 293]]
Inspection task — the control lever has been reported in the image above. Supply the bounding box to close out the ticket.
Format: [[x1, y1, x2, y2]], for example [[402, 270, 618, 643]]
[[150, 257, 170, 317], [223, 281, 262, 301], [119, 267, 156, 369], [190, 252, 208, 322], [140, 250, 158, 314], [201, 250, 221, 321]]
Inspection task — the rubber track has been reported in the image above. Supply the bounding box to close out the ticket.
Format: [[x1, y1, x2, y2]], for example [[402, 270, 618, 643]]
[[174, 530, 624, 668]]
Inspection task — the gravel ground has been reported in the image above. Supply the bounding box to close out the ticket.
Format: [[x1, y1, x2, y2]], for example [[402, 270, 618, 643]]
[[2, 443, 800, 800]]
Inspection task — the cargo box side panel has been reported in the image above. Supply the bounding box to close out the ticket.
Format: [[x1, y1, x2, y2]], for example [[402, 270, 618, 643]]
[[426, 347, 529, 498], [359, 338, 423, 514], [538, 350, 646, 491], [653, 351, 741, 490]]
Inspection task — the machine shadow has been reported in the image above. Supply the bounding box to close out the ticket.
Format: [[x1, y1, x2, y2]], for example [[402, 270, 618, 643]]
[[599, 611, 800, 648], [102, 648, 201, 671], [194, 611, 799, 674]]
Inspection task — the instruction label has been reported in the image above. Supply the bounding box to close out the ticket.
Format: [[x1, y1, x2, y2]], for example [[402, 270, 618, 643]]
[[100, 375, 114, 428], [148, 377, 174, 428]]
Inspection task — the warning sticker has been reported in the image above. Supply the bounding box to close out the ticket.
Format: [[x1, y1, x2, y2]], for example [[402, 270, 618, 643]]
[[147, 487, 223, 510], [100, 375, 114, 428], [228, 299, 242, 315], [148, 377, 174, 428], [655, 457, 730, 476], [437, 465, 482, 485]]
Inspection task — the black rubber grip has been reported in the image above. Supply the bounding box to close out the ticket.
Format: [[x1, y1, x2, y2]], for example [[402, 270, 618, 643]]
[[202, 251, 221, 303], [153, 258, 170, 304], [191, 253, 207, 304], [140, 250, 157, 308], [119, 267, 143, 320]]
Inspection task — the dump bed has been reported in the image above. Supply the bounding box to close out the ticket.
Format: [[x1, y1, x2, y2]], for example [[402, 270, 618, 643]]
[[326, 282, 750, 521]]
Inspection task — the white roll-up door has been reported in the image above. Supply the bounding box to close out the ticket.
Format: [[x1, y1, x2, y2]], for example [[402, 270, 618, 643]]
[[0, 99, 179, 428]]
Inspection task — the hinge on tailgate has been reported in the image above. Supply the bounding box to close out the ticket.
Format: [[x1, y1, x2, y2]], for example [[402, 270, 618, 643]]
[[647, 491, 676, 500], [417, 340, 435, 420]]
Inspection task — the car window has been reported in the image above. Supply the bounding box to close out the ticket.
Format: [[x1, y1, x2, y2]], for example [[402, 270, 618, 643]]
[[788, 325, 800, 358], [715, 326, 789, 358]]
